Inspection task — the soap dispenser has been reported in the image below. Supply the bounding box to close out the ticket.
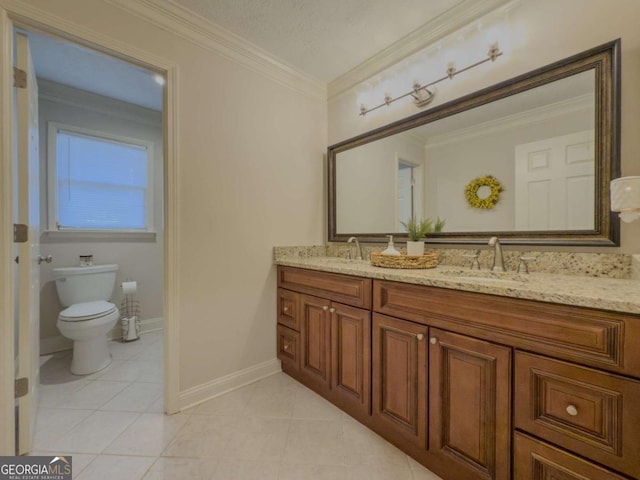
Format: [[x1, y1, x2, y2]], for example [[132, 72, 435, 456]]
[[381, 235, 401, 256]]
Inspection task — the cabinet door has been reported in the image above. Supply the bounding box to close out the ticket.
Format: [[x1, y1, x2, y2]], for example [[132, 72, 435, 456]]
[[299, 294, 331, 392], [331, 303, 371, 417], [428, 328, 511, 480], [372, 313, 428, 448]]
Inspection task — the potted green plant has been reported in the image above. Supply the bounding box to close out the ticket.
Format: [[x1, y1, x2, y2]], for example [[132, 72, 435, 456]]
[[401, 216, 445, 256]]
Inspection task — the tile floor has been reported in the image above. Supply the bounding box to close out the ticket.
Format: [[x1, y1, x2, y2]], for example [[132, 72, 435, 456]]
[[32, 331, 442, 480]]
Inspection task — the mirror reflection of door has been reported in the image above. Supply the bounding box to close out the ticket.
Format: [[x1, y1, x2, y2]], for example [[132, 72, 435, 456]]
[[397, 158, 423, 232], [515, 130, 595, 230]]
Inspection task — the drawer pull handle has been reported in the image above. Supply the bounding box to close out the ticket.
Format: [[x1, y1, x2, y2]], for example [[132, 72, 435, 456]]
[[323, 306, 329, 311], [416, 334, 424, 341], [566, 404, 578, 416], [430, 337, 437, 344], [329, 308, 336, 313]]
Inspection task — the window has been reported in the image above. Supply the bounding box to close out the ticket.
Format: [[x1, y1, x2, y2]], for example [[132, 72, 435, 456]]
[[48, 123, 153, 232]]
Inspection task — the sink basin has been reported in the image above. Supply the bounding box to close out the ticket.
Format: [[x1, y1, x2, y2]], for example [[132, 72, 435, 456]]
[[440, 269, 529, 285]]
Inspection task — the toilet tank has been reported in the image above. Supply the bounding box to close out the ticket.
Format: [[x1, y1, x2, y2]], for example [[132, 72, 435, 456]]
[[53, 264, 118, 307]]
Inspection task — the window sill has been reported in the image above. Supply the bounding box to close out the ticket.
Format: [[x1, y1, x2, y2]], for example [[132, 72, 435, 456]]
[[42, 230, 157, 243]]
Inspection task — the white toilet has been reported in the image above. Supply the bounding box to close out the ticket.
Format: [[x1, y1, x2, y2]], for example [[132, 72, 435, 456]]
[[53, 264, 120, 375]]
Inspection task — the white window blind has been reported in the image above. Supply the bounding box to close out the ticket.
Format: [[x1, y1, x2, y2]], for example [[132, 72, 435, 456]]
[[55, 130, 149, 230]]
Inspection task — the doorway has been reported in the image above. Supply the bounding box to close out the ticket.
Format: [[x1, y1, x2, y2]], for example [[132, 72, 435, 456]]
[[0, 12, 178, 456]]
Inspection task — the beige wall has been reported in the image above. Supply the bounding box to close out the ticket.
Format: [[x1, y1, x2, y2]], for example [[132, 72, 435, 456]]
[[37, 81, 164, 345], [328, 0, 640, 252], [9, 0, 327, 392]]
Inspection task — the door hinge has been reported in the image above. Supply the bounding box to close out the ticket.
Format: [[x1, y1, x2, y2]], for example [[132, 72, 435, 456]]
[[15, 377, 28, 399], [13, 67, 27, 89], [13, 224, 28, 243]]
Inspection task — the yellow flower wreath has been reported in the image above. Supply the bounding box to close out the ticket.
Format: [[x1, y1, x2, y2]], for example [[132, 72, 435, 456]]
[[464, 175, 503, 209]]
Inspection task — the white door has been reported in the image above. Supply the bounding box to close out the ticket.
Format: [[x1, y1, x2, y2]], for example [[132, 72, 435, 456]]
[[15, 32, 41, 455], [515, 131, 594, 231]]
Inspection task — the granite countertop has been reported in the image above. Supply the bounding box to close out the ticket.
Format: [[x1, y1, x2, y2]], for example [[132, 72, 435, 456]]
[[275, 255, 640, 315]]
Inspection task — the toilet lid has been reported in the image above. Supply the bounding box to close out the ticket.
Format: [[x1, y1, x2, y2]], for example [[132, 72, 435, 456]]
[[59, 301, 116, 322]]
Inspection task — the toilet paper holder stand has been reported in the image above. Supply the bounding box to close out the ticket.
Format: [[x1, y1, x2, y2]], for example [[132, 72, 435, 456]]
[[120, 279, 140, 342]]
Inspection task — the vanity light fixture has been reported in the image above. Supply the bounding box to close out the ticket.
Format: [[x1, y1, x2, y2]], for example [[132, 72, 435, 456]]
[[359, 44, 502, 116], [611, 176, 640, 223]]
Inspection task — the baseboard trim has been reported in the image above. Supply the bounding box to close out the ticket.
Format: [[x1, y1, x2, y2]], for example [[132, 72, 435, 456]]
[[179, 358, 282, 411], [40, 317, 164, 355]]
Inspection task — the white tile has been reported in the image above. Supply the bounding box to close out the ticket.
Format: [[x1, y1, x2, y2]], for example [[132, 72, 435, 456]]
[[245, 380, 297, 418], [134, 344, 164, 362], [190, 384, 255, 416], [94, 361, 147, 382], [222, 416, 290, 462], [58, 380, 130, 410], [38, 379, 90, 408], [278, 464, 346, 480], [292, 387, 343, 421], [143, 458, 218, 480], [77, 454, 155, 480], [32, 407, 94, 451], [145, 395, 165, 414], [282, 419, 344, 466], [107, 341, 148, 361], [162, 415, 238, 459], [407, 456, 443, 480], [342, 416, 408, 466], [100, 382, 163, 412], [212, 460, 280, 480], [104, 412, 189, 456], [54, 411, 140, 453], [345, 462, 414, 480], [27, 451, 96, 478]]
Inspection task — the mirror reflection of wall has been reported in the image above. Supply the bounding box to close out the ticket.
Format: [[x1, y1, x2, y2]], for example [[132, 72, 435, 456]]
[[335, 69, 596, 235]]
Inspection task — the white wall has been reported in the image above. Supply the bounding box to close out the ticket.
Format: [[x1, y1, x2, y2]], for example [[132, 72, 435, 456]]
[[37, 80, 164, 348], [424, 104, 593, 232], [336, 132, 424, 233], [328, 0, 640, 252], [4, 0, 327, 395]]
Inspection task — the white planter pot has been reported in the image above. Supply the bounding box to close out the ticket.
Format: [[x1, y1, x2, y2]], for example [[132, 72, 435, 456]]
[[406, 241, 425, 256]]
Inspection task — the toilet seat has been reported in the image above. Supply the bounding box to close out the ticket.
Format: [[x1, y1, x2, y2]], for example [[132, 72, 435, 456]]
[[59, 301, 117, 322]]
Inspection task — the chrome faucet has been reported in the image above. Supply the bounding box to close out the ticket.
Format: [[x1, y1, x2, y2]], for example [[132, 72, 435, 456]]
[[488, 236, 506, 272], [347, 236, 363, 260]]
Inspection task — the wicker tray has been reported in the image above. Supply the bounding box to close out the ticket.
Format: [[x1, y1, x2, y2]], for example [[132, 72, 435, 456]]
[[370, 252, 438, 269]]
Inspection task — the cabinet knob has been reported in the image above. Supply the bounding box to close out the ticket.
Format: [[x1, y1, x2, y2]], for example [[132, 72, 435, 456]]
[[323, 306, 329, 311], [416, 333, 424, 341], [283, 306, 288, 312], [283, 343, 290, 351], [329, 307, 336, 313], [566, 404, 578, 416], [430, 337, 437, 345]]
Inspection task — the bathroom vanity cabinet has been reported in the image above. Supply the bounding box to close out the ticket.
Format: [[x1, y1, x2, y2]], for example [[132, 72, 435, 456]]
[[276, 266, 640, 480]]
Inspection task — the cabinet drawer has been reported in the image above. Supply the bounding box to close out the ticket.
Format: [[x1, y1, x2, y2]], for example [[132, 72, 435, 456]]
[[514, 433, 627, 480], [278, 266, 371, 309], [277, 325, 299, 372], [515, 352, 640, 479], [374, 280, 640, 376], [278, 288, 299, 331]]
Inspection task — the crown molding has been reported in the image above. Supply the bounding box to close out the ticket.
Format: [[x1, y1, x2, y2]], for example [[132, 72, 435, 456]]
[[104, 0, 326, 100], [328, 0, 511, 100]]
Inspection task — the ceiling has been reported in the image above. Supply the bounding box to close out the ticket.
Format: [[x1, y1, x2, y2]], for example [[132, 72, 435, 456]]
[[171, 0, 466, 82], [27, 31, 163, 111], [24, 0, 476, 109]]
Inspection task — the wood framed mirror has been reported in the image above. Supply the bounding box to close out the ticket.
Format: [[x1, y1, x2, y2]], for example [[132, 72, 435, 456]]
[[328, 40, 620, 246]]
